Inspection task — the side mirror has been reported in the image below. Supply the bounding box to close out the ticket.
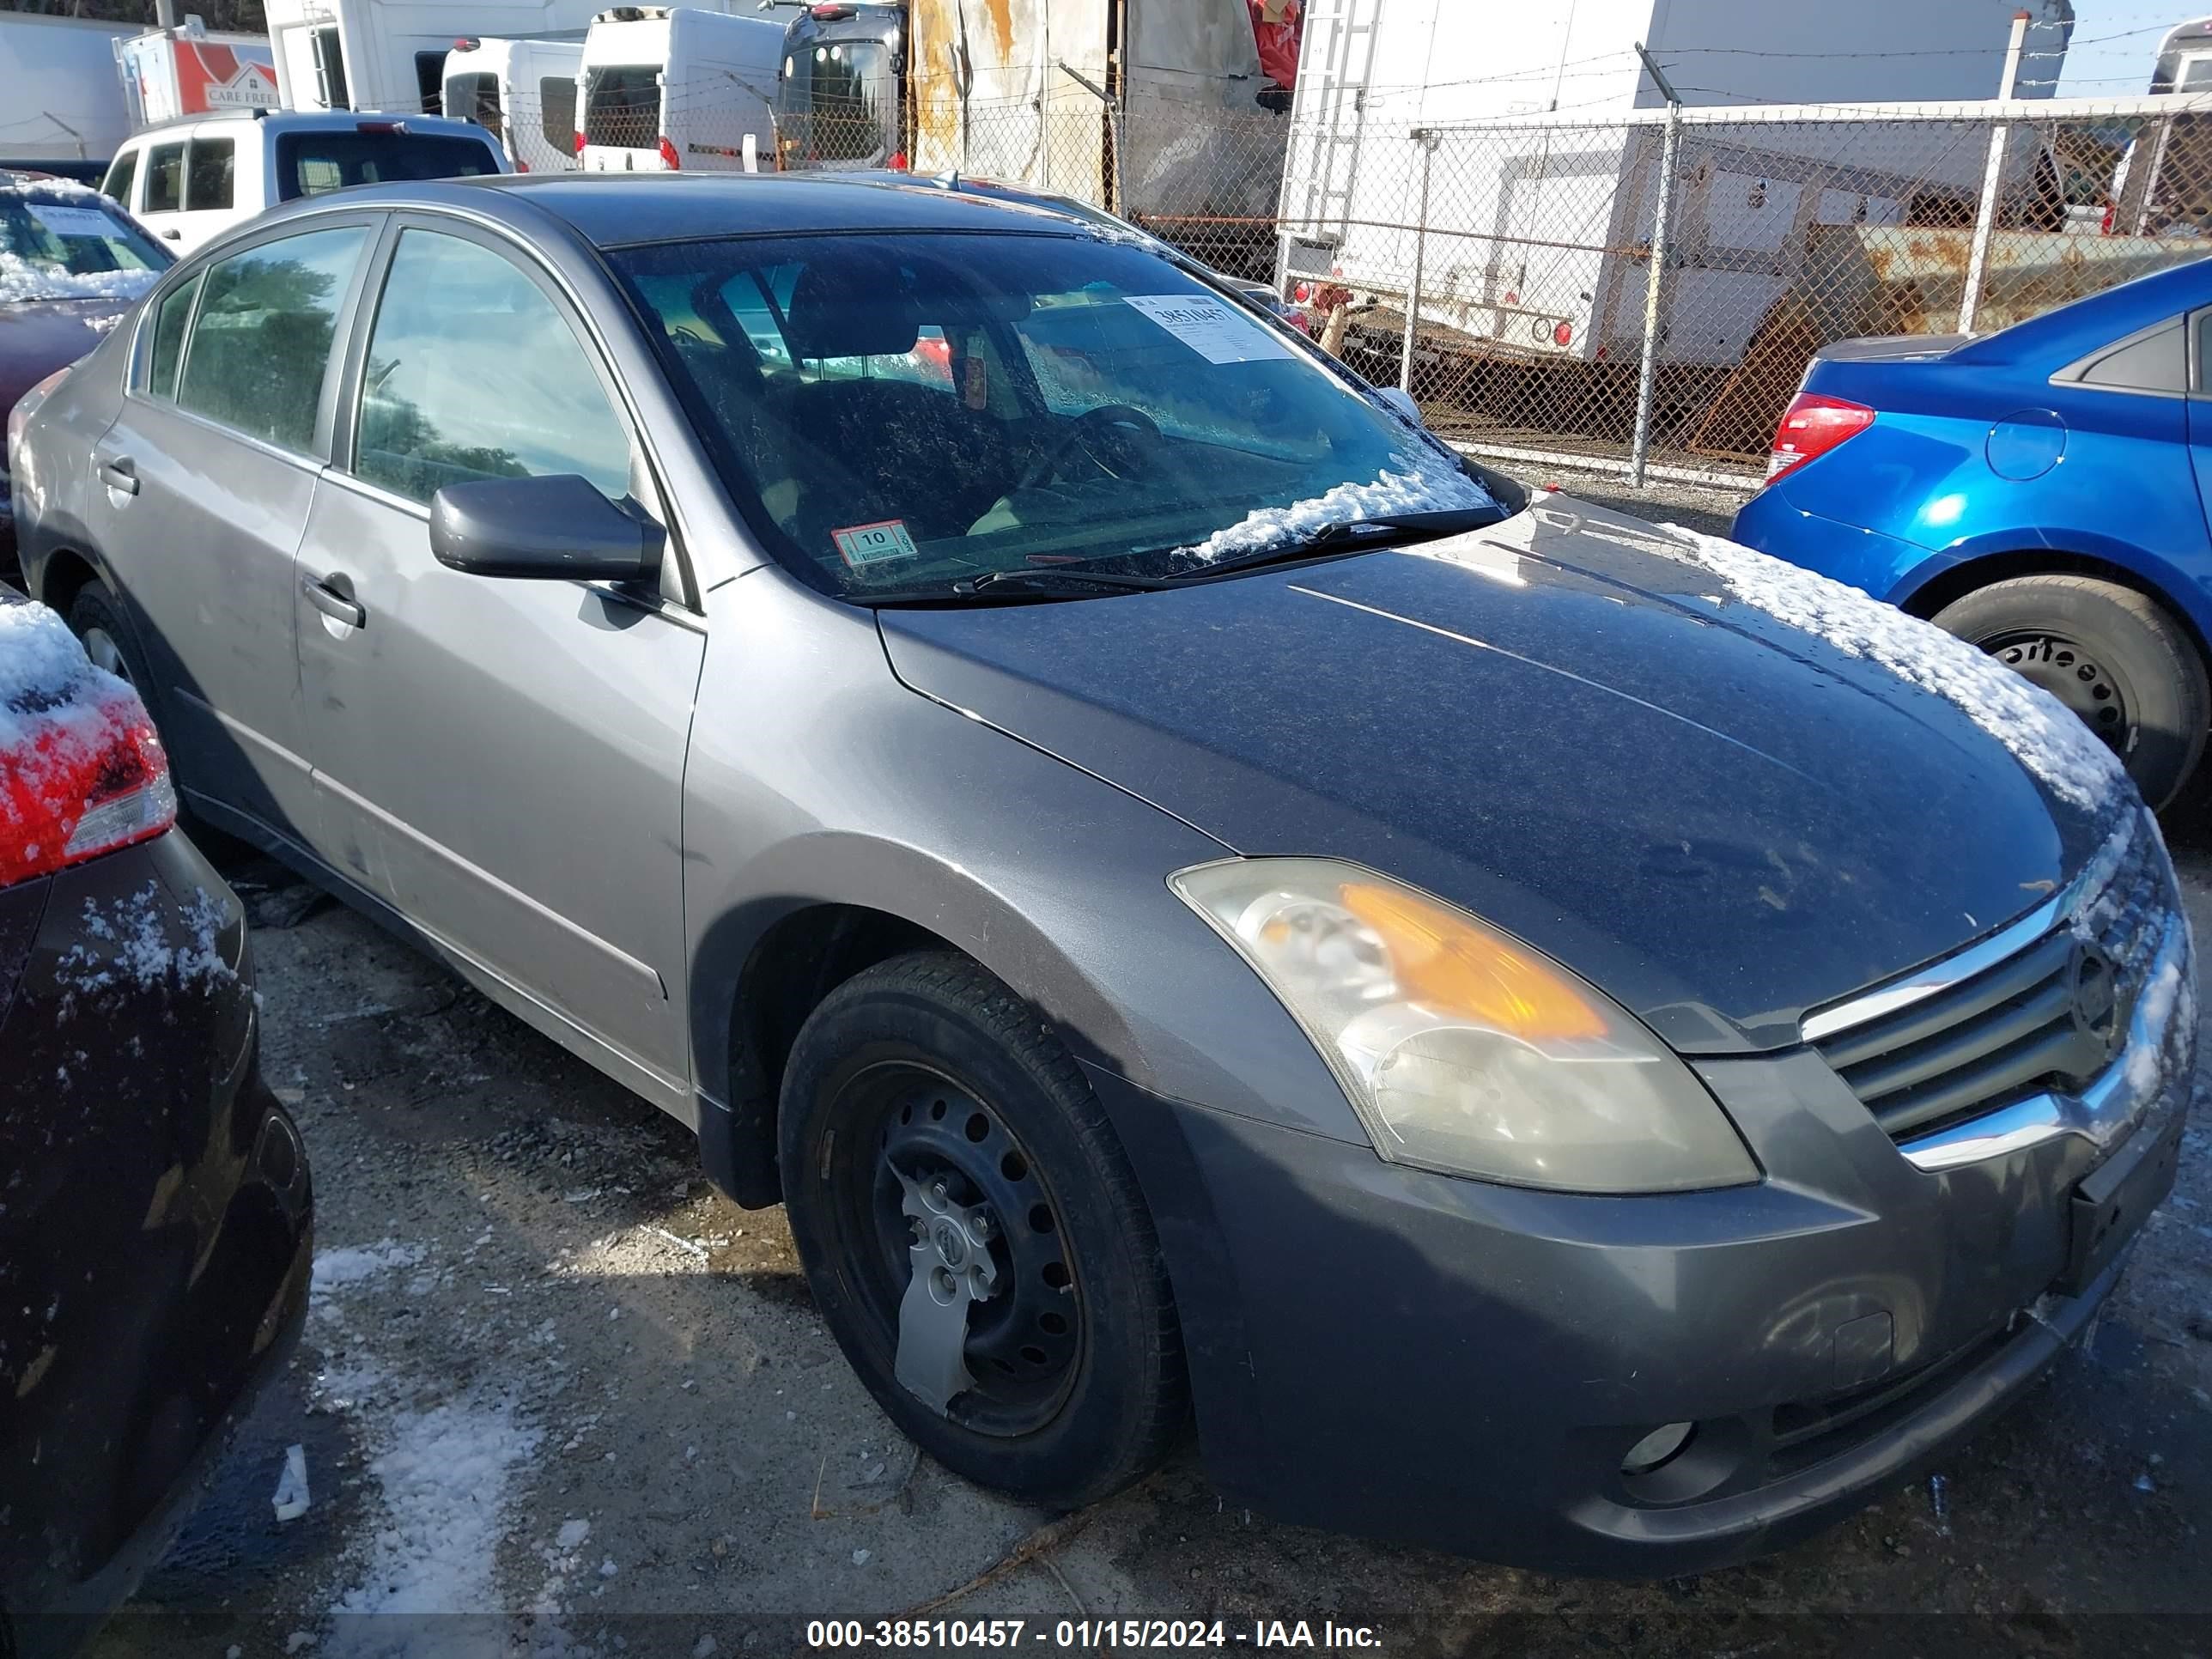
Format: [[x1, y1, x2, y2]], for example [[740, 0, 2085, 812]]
[[428, 474, 665, 582], [1374, 386, 1425, 428]]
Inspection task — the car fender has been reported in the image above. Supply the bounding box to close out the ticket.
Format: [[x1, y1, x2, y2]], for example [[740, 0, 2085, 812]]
[[1893, 526, 2212, 653]]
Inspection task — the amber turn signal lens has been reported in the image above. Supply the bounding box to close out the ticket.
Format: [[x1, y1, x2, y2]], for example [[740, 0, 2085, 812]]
[[1339, 881, 1607, 1041]]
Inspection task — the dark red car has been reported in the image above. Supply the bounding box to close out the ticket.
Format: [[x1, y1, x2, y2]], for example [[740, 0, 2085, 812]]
[[0, 174, 171, 571], [0, 587, 310, 1656]]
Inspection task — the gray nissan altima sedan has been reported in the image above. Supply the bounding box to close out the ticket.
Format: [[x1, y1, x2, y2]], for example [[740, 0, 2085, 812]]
[[7, 173, 2197, 1575]]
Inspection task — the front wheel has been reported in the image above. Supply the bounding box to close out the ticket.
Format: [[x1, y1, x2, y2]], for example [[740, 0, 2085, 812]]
[[779, 951, 1185, 1509], [1932, 574, 2209, 810]]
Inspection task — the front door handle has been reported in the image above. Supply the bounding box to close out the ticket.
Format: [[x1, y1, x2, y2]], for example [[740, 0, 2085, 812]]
[[97, 457, 138, 495], [302, 574, 365, 629]]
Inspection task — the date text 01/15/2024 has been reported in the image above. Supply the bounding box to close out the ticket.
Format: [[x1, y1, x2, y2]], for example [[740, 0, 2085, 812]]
[[805, 1620, 1385, 1650]]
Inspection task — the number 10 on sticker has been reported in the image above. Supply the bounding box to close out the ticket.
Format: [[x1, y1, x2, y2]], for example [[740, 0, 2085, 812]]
[[831, 520, 921, 568]]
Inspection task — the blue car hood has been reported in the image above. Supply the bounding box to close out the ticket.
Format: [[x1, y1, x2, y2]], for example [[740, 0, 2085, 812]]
[[878, 501, 2125, 1051]]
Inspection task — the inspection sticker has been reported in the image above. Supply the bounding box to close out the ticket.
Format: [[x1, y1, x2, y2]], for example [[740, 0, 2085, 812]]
[[1123, 294, 1295, 365], [831, 519, 921, 568], [27, 204, 119, 240]]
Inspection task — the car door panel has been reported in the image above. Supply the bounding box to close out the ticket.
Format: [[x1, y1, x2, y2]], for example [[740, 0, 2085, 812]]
[[296, 221, 701, 1097], [88, 221, 376, 843]]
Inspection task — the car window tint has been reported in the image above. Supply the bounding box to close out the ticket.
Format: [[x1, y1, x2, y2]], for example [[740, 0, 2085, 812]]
[[176, 226, 367, 451], [540, 76, 577, 149], [101, 149, 137, 209], [147, 272, 201, 400], [353, 228, 631, 507], [2196, 313, 2212, 394], [144, 143, 185, 213], [272, 132, 498, 202], [185, 138, 235, 211], [2078, 319, 2185, 393]]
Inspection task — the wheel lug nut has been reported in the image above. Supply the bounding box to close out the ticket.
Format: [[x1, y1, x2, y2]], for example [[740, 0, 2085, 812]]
[[969, 1213, 994, 1242]]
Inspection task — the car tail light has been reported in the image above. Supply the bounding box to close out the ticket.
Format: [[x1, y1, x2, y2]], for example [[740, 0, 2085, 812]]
[[811, 3, 857, 16], [453, 36, 480, 50], [889, 149, 908, 171], [658, 135, 681, 169], [0, 679, 176, 890], [514, 156, 530, 173], [1553, 320, 1573, 347], [1765, 392, 1875, 482], [1292, 281, 1310, 302], [574, 130, 587, 155]]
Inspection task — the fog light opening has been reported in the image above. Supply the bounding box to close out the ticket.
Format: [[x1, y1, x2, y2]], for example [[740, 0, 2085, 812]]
[[1621, 1420, 1696, 1477]]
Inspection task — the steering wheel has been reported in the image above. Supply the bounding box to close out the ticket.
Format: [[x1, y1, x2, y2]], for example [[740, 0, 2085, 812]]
[[1018, 404, 1164, 491]]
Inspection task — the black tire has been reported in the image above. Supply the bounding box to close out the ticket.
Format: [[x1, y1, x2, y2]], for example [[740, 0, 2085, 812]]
[[1932, 574, 2209, 810], [66, 583, 153, 697], [779, 951, 1185, 1509]]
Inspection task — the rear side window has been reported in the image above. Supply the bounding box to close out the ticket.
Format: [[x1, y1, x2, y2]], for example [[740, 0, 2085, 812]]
[[101, 149, 138, 209], [2069, 319, 2186, 394], [144, 142, 185, 213], [146, 272, 201, 400], [353, 228, 631, 506], [539, 76, 578, 149], [273, 131, 499, 200], [584, 65, 659, 149], [185, 138, 235, 211], [176, 225, 366, 451]]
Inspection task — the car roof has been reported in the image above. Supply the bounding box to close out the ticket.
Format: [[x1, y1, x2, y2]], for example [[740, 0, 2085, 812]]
[[255, 171, 1105, 247], [124, 108, 499, 141]]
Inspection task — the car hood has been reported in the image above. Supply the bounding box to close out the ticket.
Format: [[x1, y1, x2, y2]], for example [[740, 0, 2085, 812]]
[[878, 501, 2131, 1053], [0, 297, 133, 419]]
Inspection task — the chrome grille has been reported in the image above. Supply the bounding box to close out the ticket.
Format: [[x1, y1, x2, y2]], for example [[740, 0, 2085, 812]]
[[1808, 812, 2181, 1145]]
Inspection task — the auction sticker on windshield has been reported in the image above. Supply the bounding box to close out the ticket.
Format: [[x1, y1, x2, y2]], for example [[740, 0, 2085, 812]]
[[832, 520, 921, 568], [1123, 295, 1295, 366], [26, 204, 120, 240]]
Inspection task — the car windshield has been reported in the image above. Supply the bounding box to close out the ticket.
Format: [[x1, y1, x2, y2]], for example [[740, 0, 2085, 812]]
[[615, 230, 1504, 599], [0, 185, 166, 303]]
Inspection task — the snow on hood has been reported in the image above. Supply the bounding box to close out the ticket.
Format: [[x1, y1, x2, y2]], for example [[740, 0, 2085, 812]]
[[1177, 447, 1498, 566], [1655, 525, 2129, 816]]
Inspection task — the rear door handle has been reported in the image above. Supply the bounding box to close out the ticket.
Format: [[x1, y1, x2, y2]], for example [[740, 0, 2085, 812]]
[[97, 457, 138, 495], [302, 574, 365, 629]]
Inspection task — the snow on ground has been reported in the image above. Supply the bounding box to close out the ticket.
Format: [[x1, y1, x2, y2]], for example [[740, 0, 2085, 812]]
[[1177, 448, 1496, 567], [310, 1239, 558, 1657], [1656, 524, 2130, 816]]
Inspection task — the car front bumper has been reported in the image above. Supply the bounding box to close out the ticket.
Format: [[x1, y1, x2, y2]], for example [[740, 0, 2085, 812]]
[[1086, 913, 2195, 1576], [0, 829, 313, 1656]]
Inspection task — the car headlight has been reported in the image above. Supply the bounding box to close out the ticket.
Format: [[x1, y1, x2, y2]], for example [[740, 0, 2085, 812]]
[[1170, 858, 1759, 1193]]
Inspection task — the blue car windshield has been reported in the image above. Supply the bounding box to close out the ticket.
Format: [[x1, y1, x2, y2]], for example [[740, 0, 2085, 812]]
[[613, 230, 1502, 599]]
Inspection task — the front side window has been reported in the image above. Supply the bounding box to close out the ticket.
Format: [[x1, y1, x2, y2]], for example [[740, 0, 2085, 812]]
[[144, 143, 185, 214], [101, 149, 138, 210], [185, 138, 235, 211], [584, 65, 660, 149], [147, 272, 202, 399], [616, 232, 1500, 599], [353, 229, 632, 507], [0, 189, 167, 301], [176, 225, 367, 451]]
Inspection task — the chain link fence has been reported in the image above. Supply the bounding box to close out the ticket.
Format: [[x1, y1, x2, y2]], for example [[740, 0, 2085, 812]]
[[465, 78, 2212, 487]]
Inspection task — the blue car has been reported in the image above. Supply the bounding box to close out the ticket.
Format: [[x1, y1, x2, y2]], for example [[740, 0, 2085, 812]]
[[1732, 257, 2212, 806]]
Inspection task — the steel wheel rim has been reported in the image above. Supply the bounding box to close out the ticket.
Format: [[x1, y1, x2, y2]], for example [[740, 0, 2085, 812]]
[[1977, 628, 2132, 753], [829, 1060, 1082, 1437], [82, 626, 131, 685]]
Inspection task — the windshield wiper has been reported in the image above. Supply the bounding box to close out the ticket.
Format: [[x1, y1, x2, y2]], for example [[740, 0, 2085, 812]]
[[1188, 507, 1508, 578], [951, 567, 1182, 597]]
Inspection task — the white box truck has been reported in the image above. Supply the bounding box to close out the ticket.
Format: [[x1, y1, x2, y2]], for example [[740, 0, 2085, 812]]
[[444, 31, 587, 171], [1279, 0, 2075, 369], [0, 10, 138, 168], [267, 0, 605, 114], [116, 26, 281, 130], [578, 7, 785, 173]]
